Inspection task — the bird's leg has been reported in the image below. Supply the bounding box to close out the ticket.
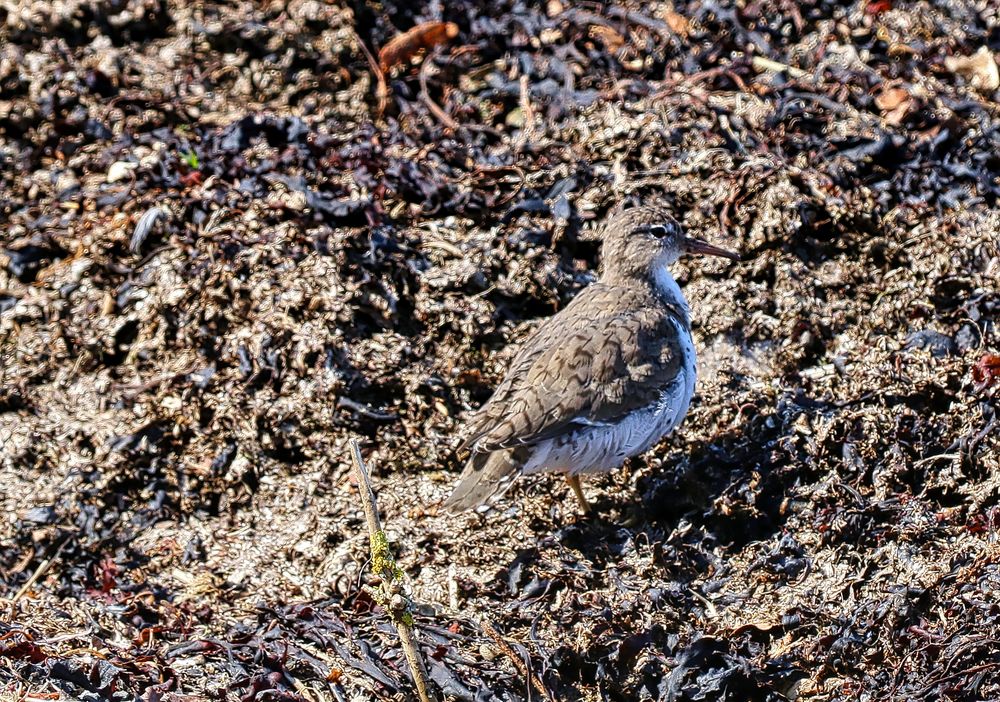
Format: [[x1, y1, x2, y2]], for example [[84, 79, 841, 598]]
[[565, 474, 592, 514]]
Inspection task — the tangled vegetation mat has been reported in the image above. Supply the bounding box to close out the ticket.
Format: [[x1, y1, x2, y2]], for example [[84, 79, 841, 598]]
[[2, 0, 999, 699]]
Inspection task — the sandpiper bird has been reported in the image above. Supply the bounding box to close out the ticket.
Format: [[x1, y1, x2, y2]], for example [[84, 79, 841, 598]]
[[443, 204, 739, 513]]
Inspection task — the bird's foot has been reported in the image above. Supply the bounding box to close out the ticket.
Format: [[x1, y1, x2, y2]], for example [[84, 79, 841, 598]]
[[565, 474, 593, 515]]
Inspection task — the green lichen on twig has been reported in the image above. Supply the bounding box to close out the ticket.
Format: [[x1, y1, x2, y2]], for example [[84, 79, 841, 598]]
[[363, 582, 415, 627], [367, 529, 415, 627], [370, 529, 404, 582]]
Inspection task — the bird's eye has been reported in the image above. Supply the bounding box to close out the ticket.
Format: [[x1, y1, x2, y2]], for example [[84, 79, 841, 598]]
[[647, 224, 671, 238]]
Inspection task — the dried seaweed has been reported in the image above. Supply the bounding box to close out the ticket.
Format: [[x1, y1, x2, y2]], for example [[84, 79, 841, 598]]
[[2, 0, 999, 699]]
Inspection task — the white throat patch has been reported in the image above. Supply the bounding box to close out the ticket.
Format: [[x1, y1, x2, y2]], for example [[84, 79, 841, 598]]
[[653, 263, 690, 324]]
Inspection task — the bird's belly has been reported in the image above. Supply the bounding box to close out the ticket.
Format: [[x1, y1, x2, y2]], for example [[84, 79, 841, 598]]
[[523, 322, 696, 476]]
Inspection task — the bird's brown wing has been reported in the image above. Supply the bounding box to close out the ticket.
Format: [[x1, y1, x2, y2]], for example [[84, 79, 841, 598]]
[[460, 283, 685, 453]]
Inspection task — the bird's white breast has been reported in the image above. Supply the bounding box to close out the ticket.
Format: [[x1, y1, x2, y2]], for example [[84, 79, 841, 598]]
[[521, 321, 697, 476]]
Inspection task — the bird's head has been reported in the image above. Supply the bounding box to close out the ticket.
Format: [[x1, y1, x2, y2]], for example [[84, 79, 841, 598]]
[[599, 204, 739, 278]]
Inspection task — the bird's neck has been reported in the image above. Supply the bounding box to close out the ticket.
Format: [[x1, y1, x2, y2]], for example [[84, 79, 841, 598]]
[[602, 260, 691, 326], [651, 263, 690, 326]]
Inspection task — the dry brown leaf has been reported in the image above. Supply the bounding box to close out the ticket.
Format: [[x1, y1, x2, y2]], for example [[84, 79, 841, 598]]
[[662, 8, 690, 37], [874, 87, 908, 112], [944, 46, 999, 91], [972, 353, 1000, 391], [875, 87, 909, 112], [378, 21, 459, 73], [589, 24, 626, 52], [874, 85, 914, 125]]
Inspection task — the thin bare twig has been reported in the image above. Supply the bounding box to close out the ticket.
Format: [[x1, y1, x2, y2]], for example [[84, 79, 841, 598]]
[[751, 55, 808, 79], [412, 46, 502, 137], [606, 6, 678, 42], [481, 618, 555, 702], [337, 396, 399, 422], [349, 439, 437, 702], [350, 28, 388, 117], [419, 48, 460, 132], [513, 74, 536, 152], [12, 537, 70, 604]]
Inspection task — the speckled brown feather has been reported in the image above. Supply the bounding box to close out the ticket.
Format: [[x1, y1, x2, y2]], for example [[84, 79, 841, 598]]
[[459, 283, 686, 453]]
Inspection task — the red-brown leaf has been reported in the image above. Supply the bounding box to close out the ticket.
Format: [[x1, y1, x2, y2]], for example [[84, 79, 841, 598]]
[[972, 353, 1000, 390], [378, 22, 459, 73]]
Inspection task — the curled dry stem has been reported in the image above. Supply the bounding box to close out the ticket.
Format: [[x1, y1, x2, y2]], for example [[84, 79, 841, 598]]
[[350, 28, 388, 118]]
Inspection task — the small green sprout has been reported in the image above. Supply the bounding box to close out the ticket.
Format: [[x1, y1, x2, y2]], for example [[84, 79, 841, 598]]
[[181, 150, 200, 169]]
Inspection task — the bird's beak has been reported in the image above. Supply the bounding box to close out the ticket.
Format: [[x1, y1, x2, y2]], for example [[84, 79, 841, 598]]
[[683, 236, 740, 261]]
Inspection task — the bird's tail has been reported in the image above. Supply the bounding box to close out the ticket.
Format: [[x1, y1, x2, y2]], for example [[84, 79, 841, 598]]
[[442, 448, 524, 512]]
